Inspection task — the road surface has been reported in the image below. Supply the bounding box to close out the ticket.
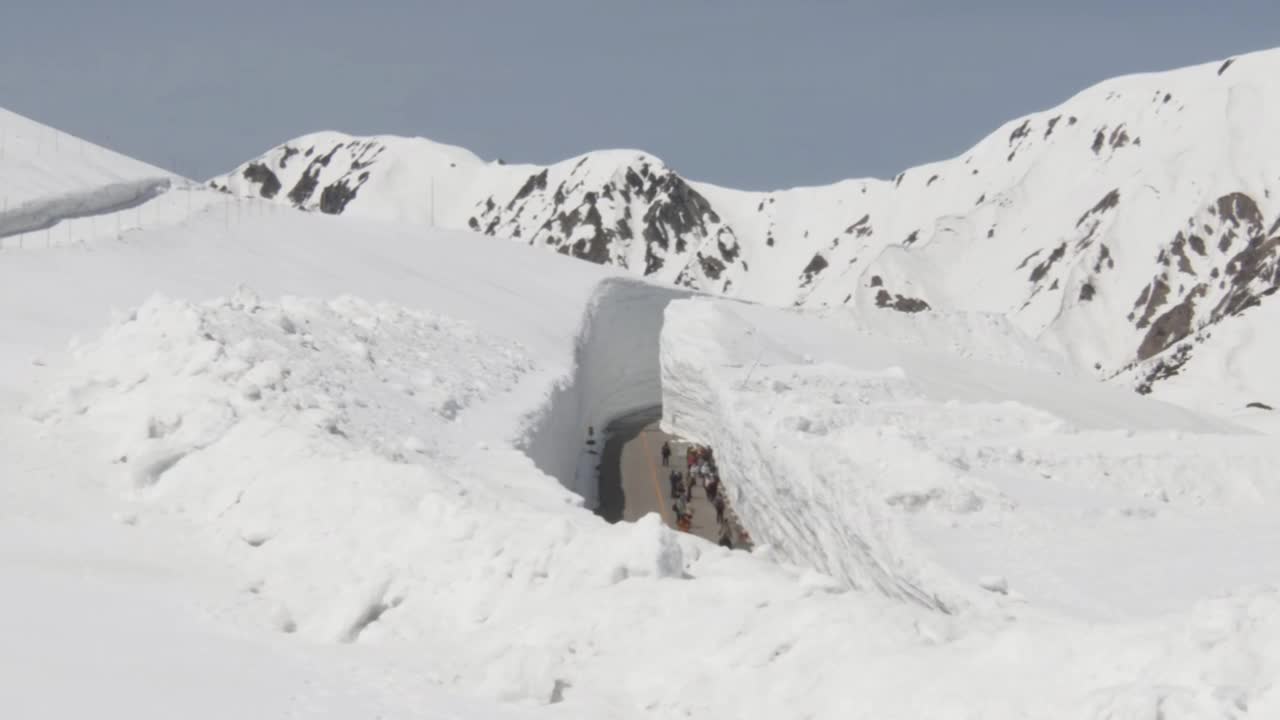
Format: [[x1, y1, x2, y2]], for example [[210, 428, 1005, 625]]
[[596, 408, 722, 543]]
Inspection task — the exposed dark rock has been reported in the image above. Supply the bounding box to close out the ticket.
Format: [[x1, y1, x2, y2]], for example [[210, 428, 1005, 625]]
[[927, 174, 940, 186], [1216, 192, 1263, 231], [1134, 278, 1171, 329], [716, 231, 740, 263], [870, 275, 883, 287], [1135, 342, 1194, 394], [1218, 58, 1235, 76], [875, 289, 930, 313], [844, 214, 872, 236], [1017, 249, 1042, 270], [1163, 93, 1172, 104], [319, 176, 364, 214], [349, 144, 382, 171], [287, 167, 320, 206], [1077, 189, 1120, 227], [643, 244, 663, 275], [799, 254, 828, 287], [698, 253, 726, 280], [1214, 235, 1280, 317], [1138, 286, 1203, 360], [1246, 401, 1274, 410], [241, 163, 282, 199], [1044, 116, 1061, 139], [903, 230, 919, 247], [1079, 282, 1096, 301], [1092, 130, 1106, 155], [1169, 233, 1195, 275], [1029, 243, 1067, 283], [1108, 125, 1130, 149], [1009, 119, 1031, 144], [279, 146, 299, 169], [510, 169, 549, 208], [1094, 244, 1114, 273], [1187, 234, 1206, 256]]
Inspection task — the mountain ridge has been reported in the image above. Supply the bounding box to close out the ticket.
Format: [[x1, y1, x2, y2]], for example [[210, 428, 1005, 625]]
[[210, 48, 1280, 413]]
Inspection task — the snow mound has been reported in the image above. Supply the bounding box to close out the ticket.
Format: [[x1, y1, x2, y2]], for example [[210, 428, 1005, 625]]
[[32, 290, 536, 472]]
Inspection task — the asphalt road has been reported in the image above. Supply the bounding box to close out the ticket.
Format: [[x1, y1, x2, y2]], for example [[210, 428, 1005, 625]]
[[596, 408, 721, 543]]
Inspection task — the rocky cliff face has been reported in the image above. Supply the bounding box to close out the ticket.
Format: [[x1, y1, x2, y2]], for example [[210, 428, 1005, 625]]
[[211, 48, 1280, 410]]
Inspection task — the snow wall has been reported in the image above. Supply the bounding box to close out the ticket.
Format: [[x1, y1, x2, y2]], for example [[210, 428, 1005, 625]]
[[659, 299, 954, 611], [0, 177, 172, 239], [518, 278, 693, 507]]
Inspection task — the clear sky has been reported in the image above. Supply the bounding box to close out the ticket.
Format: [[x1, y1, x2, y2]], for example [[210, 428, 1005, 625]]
[[2, 1, 1277, 190]]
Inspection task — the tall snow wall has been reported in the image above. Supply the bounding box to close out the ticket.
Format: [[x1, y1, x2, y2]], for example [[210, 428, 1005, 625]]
[[658, 298, 956, 610], [518, 278, 693, 507]]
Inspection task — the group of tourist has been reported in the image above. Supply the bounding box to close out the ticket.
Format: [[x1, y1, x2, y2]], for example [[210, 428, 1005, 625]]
[[661, 440, 736, 548]]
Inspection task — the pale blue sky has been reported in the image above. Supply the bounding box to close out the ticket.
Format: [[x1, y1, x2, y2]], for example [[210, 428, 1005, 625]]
[[1, 1, 1277, 189]]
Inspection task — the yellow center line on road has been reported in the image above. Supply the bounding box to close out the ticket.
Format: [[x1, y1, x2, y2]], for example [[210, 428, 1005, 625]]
[[638, 428, 669, 524]]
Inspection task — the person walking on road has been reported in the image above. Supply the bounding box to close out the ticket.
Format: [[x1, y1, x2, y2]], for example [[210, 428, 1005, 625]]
[[669, 469, 683, 499], [712, 493, 726, 526], [661, 440, 671, 466], [673, 495, 691, 531]]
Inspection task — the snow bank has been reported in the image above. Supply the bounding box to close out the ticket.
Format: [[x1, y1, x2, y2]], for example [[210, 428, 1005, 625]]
[[518, 278, 692, 504]]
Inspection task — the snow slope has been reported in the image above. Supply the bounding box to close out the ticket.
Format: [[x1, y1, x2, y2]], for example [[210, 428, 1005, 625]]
[[0, 107, 176, 241], [213, 48, 1280, 415]]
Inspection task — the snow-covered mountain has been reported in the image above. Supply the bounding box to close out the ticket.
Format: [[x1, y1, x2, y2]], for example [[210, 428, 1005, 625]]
[[213, 49, 1280, 410]]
